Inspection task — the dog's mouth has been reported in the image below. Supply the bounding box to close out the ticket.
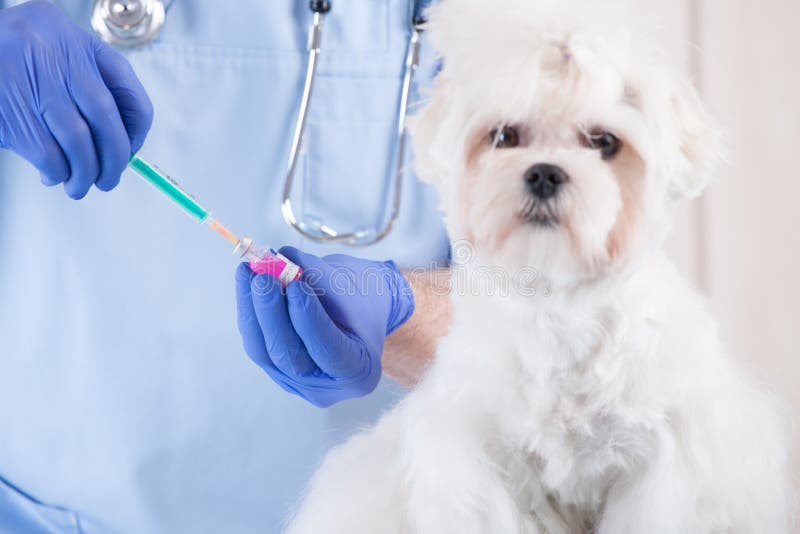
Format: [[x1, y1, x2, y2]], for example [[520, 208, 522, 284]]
[[519, 199, 560, 227]]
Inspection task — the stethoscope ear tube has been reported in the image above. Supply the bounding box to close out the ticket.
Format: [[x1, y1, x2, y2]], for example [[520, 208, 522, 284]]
[[412, 0, 434, 27], [281, 1, 429, 246], [309, 0, 331, 14]]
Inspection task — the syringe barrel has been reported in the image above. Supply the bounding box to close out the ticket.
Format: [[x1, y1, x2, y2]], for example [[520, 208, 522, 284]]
[[234, 237, 303, 286], [128, 154, 210, 223]]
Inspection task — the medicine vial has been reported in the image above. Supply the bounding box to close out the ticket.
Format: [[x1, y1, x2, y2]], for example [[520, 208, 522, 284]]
[[233, 237, 303, 286]]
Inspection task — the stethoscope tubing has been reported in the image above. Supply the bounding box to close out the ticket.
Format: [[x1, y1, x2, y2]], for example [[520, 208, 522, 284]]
[[92, 0, 435, 246], [281, 0, 433, 246]]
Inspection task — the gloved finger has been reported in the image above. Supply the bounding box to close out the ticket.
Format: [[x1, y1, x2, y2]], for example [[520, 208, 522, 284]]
[[235, 265, 308, 398], [93, 39, 154, 154], [15, 121, 71, 187], [71, 68, 131, 192], [250, 273, 318, 378], [286, 281, 369, 380], [41, 101, 100, 199], [235, 263, 272, 370]]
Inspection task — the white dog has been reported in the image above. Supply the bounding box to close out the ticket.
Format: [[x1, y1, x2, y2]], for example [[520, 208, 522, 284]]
[[286, 1, 795, 532]]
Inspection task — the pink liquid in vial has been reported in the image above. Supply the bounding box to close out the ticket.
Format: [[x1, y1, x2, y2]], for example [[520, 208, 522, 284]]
[[249, 250, 302, 286]]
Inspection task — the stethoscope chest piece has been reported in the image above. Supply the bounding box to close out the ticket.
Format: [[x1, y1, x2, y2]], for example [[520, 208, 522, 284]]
[[91, 0, 166, 47]]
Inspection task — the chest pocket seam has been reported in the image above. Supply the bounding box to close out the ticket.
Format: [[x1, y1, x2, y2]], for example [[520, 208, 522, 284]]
[[0, 475, 83, 534]]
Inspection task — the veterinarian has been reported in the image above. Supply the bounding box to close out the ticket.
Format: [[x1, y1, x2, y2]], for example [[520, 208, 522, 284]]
[[0, 1, 451, 532]]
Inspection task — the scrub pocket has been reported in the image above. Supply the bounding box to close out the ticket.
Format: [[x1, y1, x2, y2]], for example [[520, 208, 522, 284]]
[[295, 0, 399, 242], [0, 476, 83, 534], [302, 74, 400, 240]]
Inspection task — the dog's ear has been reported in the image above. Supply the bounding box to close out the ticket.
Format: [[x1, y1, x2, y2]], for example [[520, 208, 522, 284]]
[[664, 78, 723, 200], [409, 78, 465, 192]]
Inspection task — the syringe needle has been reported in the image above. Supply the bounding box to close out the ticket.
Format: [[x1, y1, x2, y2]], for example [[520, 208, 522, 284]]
[[206, 218, 240, 246]]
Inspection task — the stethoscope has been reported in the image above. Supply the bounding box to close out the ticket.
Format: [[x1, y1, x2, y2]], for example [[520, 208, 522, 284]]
[[91, 0, 432, 246], [91, 0, 168, 47]]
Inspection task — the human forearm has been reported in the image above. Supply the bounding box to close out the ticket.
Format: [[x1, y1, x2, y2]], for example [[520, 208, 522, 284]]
[[382, 269, 452, 387]]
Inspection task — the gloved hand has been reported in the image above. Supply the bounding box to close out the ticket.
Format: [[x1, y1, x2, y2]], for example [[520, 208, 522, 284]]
[[235, 247, 415, 407], [0, 0, 153, 199]]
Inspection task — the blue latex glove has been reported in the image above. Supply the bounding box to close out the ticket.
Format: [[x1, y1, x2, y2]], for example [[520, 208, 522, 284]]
[[235, 247, 416, 407], [0, 0, 153, 199]]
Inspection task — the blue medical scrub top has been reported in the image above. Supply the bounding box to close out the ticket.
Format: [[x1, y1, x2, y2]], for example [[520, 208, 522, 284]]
[[0, 1, 448, 532]]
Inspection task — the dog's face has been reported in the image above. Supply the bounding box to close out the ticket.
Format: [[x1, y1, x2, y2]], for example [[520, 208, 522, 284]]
[[411, 0, 721, 286]]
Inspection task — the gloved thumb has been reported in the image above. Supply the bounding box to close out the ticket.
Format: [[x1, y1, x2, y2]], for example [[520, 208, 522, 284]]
[[286, 281, 372, 382], [278, 246, 338, 286]]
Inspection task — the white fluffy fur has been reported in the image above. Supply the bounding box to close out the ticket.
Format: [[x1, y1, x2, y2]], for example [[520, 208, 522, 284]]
[[285, 1, 795, 532]]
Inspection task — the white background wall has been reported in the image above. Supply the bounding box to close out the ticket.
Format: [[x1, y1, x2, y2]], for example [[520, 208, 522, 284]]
[[699, 1, 800, 522], [621, 0, 799, 526]]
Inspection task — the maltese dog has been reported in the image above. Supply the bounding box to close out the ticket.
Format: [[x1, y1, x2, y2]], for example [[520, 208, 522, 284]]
[[286, 0, 794, 532]]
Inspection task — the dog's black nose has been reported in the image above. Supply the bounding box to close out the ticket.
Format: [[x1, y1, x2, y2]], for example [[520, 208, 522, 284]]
[[525, 163, 568, 200]]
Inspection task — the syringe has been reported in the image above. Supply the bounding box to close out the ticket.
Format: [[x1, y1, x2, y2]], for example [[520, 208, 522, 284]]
[[128, 154, 302, 286]]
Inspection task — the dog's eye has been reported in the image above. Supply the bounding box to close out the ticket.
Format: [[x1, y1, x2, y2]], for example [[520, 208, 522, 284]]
[[490, 126, 520, 149], [583, 130, 622, 159]]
